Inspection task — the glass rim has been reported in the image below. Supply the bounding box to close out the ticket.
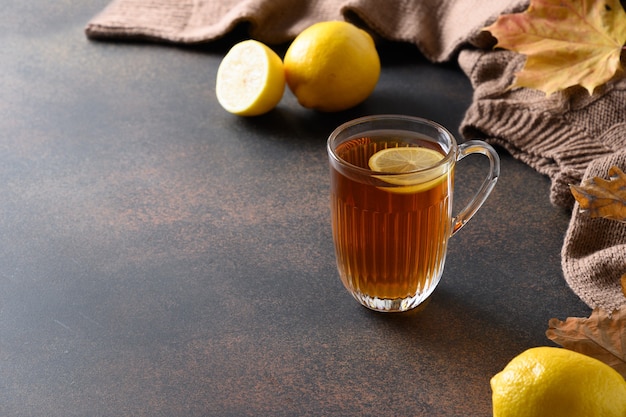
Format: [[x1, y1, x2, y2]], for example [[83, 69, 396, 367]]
[[327, 114, 457, 176]]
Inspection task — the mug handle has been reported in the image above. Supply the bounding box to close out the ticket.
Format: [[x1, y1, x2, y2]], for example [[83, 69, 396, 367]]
[[451, 140, 500, 236]]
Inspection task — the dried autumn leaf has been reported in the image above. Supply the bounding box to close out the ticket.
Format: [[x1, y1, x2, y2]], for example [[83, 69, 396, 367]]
[[547, 308, 626, 377], [622, 273, 626, 298], [484, 0, 626, 95], [570, 166, 626, 222]]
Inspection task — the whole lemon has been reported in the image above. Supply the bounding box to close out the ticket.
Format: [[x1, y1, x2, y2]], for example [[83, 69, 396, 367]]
[[283, 21, 380, 112], [491, 346, 626, 417]]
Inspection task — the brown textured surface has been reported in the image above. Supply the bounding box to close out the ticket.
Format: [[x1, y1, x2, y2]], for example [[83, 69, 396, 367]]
[[0, 1, 591, 416]]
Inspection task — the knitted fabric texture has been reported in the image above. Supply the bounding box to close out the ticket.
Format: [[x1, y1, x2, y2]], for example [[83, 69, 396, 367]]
[[85, 0, 626, 310], [458, 47, 626, 310], [561, 152, 626, 311], [84, 0, 526, 63]]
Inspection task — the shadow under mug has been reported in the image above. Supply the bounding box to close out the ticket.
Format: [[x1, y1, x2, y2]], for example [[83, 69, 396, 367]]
[[327, 115, 500, 312]]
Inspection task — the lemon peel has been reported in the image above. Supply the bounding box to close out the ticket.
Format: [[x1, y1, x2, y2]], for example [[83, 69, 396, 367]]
[[491, 346, 626, 417]]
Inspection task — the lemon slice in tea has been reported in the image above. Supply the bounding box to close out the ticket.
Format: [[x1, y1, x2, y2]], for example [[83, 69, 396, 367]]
[[216, 40, 285, 116], [368, 147, 447, 193], [368, 147, 444, 172]]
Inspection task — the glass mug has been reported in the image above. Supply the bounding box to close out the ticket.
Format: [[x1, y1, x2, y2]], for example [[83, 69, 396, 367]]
[[327, 115, 500, 312]]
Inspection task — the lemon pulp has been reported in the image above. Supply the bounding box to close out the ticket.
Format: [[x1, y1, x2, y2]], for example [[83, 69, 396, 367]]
[[215, 40, 285, 116]]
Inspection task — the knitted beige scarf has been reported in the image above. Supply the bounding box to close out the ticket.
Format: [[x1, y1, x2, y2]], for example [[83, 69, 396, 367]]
[[86, 0, 626, 311]]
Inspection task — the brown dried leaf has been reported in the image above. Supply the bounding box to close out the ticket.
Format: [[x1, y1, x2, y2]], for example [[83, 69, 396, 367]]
[[547, 308, 626, 377], [570, 166, 626, 222], [622, 273, 626, 298]]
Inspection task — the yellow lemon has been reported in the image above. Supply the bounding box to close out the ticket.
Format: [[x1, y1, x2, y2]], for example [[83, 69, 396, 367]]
[[216, 40, 285, 116], [368, 147, 447, 193], [368, 147, 444, 173], [491, 346, 626, 417], [283, 21, 380, 112]]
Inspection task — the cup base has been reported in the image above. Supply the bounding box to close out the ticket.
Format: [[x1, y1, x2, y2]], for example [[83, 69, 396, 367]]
[[350, 289, 436, 313]]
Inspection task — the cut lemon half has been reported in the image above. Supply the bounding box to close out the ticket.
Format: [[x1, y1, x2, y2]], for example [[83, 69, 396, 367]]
[[216, 40, 286, 116], [368, 147, 448, 193]]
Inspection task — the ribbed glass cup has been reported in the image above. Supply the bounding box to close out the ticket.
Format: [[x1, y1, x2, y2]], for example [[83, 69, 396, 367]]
[[328, 115, 499, 312]]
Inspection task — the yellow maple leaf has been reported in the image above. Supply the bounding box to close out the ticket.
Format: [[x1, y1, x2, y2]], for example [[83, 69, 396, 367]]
[[484, 0, 626, 95]]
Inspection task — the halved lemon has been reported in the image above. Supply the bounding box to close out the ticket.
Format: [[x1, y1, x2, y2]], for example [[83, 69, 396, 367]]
[[216, 40, 285, 116], [368, 147, 447, 193]]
